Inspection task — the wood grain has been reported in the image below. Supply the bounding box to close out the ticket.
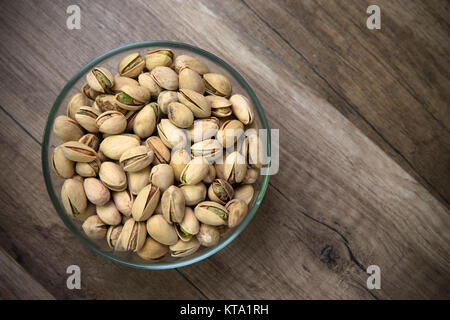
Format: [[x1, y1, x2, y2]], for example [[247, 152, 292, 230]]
[[0, 0, 449, 299]]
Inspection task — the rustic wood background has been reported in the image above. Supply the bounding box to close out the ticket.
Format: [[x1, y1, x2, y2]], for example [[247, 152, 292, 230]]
[[0, 0, 449, 299]]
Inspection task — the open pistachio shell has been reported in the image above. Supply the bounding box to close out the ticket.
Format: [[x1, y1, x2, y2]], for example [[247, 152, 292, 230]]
[[128, 166, 151, 195], [175, 207, 200, 241], [83, 177, 110, 205], [180, 157, 210, 185], [224, 151, 247, 184], [119, 145, 153, 172], [191, 139, 223, 162], [86, 67, 114, 93], [78, 133, 100, 151], [96, 200, 122, 226], [180, 183, 207, 206], [151, 66, 179, 90], [138, 72, 162, 99], [194, 201, 228, 226], [99, 134, 140, 160], [177, 88, 211, 118], [157, 90, 178, 115], [168, 101, 194, 128], [137, 237, 169, 260], [96, 111, 127, 135], [145, 49, 175, 71], [157, 119, 187, 149], [247, 130, 263, 168], [112, 75, 139, 93], [226, 199, 248, 228], [82, 215, 107, 239], [150, 164, 174, 192], [203, 73, 232, 97], [99, 161, 127, 191], [174, 55, 209, 75], [179, 68, 205, 94], [60, 141, 97, 162], [196, 224, 220, 247], [106, 224, 123, 249], [161, 185, 186, 224], [115, 218, 146, 252], [112, 190, 134, 216], [170, 149, 191, 182], [75, 106, 100, 133], [82, 83, 101, 100], [67, 93, 90, 120], [145, 136, 171, 165], [186, 117, 219, 143], [170, 238, 200, 257], [233, 184, 254, 205], [230, 94, 254, 125], [61, 178, 87, 218], [133, 103, 158, 138], [95, 94, 124, 113], [115, 84, 150, 110], [132, 184, 160, 221], [118, 52, 145, 78], [208, 179, 234, 205], [53, 115, 84, 142], [206, 95, 233, 118], [146, 214, 178, 246], [75, 159, 100, 177], [52, 146, 75, 178], [217, 119, 244, 148]]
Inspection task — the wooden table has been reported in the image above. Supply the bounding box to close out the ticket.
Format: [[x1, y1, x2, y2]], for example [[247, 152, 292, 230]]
[[0, 0, 449, 299]]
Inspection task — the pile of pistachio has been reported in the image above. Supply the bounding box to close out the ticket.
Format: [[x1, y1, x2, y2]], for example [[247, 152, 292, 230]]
[[52, 49, 262, 260]]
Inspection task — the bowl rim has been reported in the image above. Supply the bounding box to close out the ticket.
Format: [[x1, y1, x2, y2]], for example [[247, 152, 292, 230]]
[[42, 40, 271, 270]]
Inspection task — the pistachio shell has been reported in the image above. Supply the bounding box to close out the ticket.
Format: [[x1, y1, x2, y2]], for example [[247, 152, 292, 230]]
[[157, 119, 187, 149], [187, 117, 219, 143], [99, 161, 127, 191], [95, 94, 124, 113], [161, 185, 185, 224], [86, 67, 114, 93], [180, 157, 210, 185], [75, 106, 100, 133], [170, 238, 200, 257], [96, 200, 121, 225], [168, 102, 194, 128], [174, 55, 209, 75], [75, 202, 96, 222], [217, 119, 245, 148], [127, 168, 149, 196], [191, 139, 223, 162], [146, 214, 178, 246], [208, 179, 234, 205], [82, 215, 107, 239], [60, 141, 97, 162], [52, 146, 75, 178], [115, 84, 150, 110], [224, 151, 247, 184], [157, 90, 178, 115], [107, 225, 123, 249], [233, 184, 254, 205], [196, 224, 220, 247], [138, 72, 162, 99], [170, 149, 191, 182], [214, 156, 226, 180], [83, 177, 110, 205], [179, 68, 205, 94], [118, 52, 145, 78], [99, 134, 140, 160], [151, 66, 179, 90], [82, 83, 101, 100], [180, 183, 207, 206], [203, 73, 232, 97], [175, 207, 200, 241], [177, 89, 211, 118], [53, 115, 84, 142], [230, 94, 254, 125], [78, 133, 100, 151], [247, 131, 263, 168], [112, 190, 134, 216], [149, 164, 174, 192], [132, 184, 160, 221], [145, 136, 171, 165], [119, 145, 153, 172], [226, 199, 248, 228], [115, 218, 146, 252], [96, 111, 127, 134], [133, 103, 158, 138], [242, 167, 259, 184], [203, 164, 216, 184], [61, 178, 87, 217], [67, 93, 90, 119], [137, 237, 169, 260], [112, 75, 139, 93], [194, 201, 228, 226], [145, 49, 175, 71], [206, 95, 233, 118], [75, 159, 100, 177]]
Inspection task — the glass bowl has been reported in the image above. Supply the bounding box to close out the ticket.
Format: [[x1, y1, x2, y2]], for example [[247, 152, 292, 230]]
[[42, 41, 270, 269]]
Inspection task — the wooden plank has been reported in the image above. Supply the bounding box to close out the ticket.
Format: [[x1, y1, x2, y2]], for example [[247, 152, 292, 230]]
[[0, 108, 206, 299]]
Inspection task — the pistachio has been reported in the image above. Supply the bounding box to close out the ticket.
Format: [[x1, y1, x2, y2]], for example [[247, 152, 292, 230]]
[[75, 159, 100, 177], [99, 161, 127, 191], [119, 146, 153, 172], [83, 177, 110, 205], [99, 134, 140, 160], [226, 199, 248, 228], [128, 166, 151, 195], [52, 146, 75, 178], [157, 90, 178, 115], [145, 49, 175, 71], [230, 94, 253, 125], [170, 238, 200, 257], [150, 66, 179, 90], [86, 67, 114, 93], [168, 102, 194, 128], [132, 184, 160, 221], [155, 201, 164, 215], [60, 141, 97, 162], [146, 214, 178, 246], [96, 111, 127, 134], [214, 155, 226, 180], [61, 178, 88, 218], [170, 149, 191, 182], [75, 202, 96, 222], [208, 179, 233, 205], [95, 94, 124, 113], [178, 88, 211, 118], [233, 184, 254, 205], [137, 237, 169, 260], [107, 225, 123, 249], [187, 117, 219, 143], [78, 133, 100, 151], [75, 106, 100, 133], [180, 183, 207, 206], [112, 75, 139, 93], [118, 52, 145, 78], [180, 157, 210, 185], [191, 139, 223, 162], [161, 185, 185, 224], [242, 167, 259, 184], [194, 201, 228, 226], [145, 136, 171, 165], [150, 164, 174, 192], [53, 115, 84, 142], [115, 218, 146, 252], [115, 84, 150, 111], [224, 151, 247, 184], [125, 110, 139, 132], [196, 224, 220, 247], [179, 68, 205, 94], [82, 83, 101, 100], [133, 103, 158, 138], [247, 130, 263, 168], [217, 119, 244, 148], [112, 190, 134, 216], [157, 119, 187, 149], [206, 95, 232, 118], [97, 200, 122, 226], [203, 73, 232, 97], [67, 93, 90, 119], [174, 55, 209, 75], [82, 215, 107, 239], [138, 72, 162, 99], [174, 207, 200, 241], [203, 164, 216, 184]]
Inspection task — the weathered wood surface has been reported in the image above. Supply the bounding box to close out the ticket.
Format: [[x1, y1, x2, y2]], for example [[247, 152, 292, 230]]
[[0, 0, 449, 299]]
